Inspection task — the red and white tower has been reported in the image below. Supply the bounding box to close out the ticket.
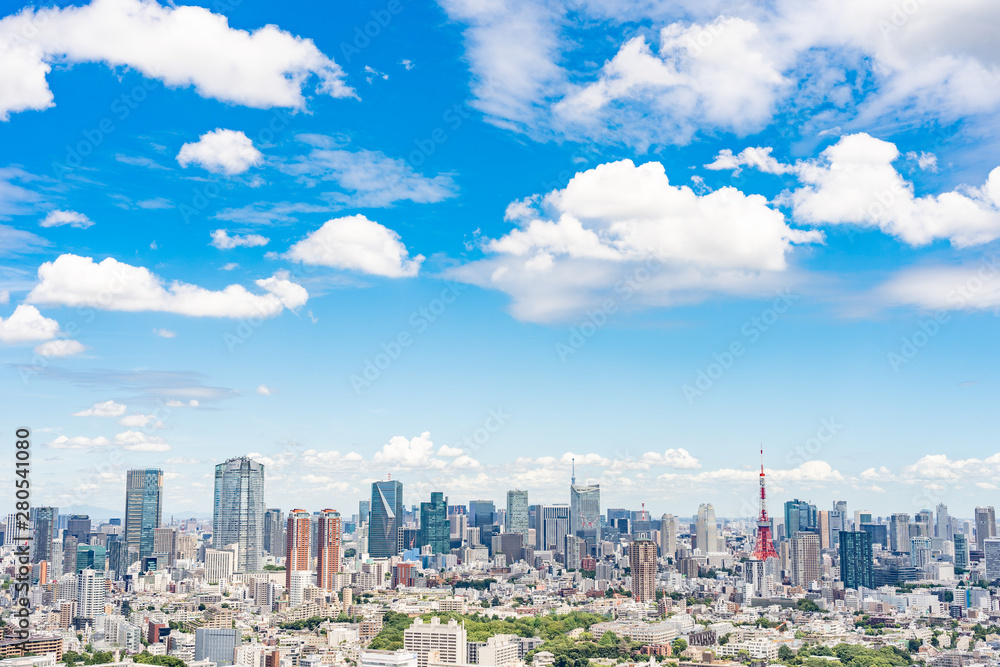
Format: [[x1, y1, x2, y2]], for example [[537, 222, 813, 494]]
[[752, 447, 778, 560]]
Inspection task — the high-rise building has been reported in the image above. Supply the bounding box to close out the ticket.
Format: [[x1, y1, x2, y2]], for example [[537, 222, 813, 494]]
[[370, 480, 403, 558], [195, 628, 241, 666], [76, 568, 105, 619], [404, 617, 467, 667], [935, 503, 951, 540], [359, 500, 371, 525], [910, 536, 932, 568], [890, 513, 910, 552], [983, 538, 1000, 581], [828, 510, 846, 550], [861, 523, 888, 549], [68, 515, 91, 543], [537, 505, 570, 552], [696, 504, 719, 553], [420, 492, 449, 555], [629, 538, 657, 602], [125, 469, 163, 563], [660, 514, 677, 559], [213, 456, 265, 572], [75, 545, 106, 573], [783, 500, 816, 538], [316, 509, 342, 590], [955, 533, 970, 569], [506, 490, 529, 542], [975, 507, 996, 552], [838, 531, 873, 590], [818, 511, 831, 550], [286, 509, 311, 589], [468, 500, 495, 545], [791, 531, 820, 587], [30, 507, 58, 564], [263, 509, 285, 557], [152, 527, 177, 567], [744, 558, 768, 597], [570, 484, 600, 555]]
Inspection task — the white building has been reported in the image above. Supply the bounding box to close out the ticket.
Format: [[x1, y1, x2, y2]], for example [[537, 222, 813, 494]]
[[77, 568, 105, 620], [361, 650, 419, 667], [404, 617, 468, 667]]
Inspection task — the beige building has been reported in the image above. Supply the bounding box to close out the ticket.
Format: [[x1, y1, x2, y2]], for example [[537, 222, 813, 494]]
[[404, 617, 467, 667]]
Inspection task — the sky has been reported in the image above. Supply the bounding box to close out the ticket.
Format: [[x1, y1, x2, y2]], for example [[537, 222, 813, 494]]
[[1, 0, 999, 522]]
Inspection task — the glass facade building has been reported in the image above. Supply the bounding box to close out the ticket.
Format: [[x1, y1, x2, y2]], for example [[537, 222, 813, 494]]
[[213, 456, 265, 572], [125, 469, 163, 562], [369, 480, 403, 558], [570, 484, 600, 555], [420, 492, 449, 554], [838, 530, 874, 589]]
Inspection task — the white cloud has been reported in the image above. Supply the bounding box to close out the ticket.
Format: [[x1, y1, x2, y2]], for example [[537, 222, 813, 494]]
[[287, 215, 424, 278], [27, 254, 307, 318], [165, 399, 199, 407], [437, 445, 464, 457], [48, 435, 110, 449], [0, 0, 354, 121], [40, 210, 94, 228], [73, 400, 127, 417], [256, 384, 277, 396], [877, 258, 1000, 312], [705, 147, 794, 175], [177, 129, 263, 175], [640, 448, 701, 469], [118, 414, 163, 428], [454, 159, 821, 321], [221, 263, 239, 271], [372, 431, 442, 468], [114, 429, 170, 452], [34, 339, 86, 357], [210, 229, 269, 249], [0, 290, 8, 304], [791, 133, 1000, 247], [0, 304, 61, 343], [285, 140, 457, 207], [152, 328, 175, 338]]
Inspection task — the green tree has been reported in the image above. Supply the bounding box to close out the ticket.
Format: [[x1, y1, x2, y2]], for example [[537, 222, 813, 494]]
[[671, 639, 687, 656], [778, 645, 796, 662]]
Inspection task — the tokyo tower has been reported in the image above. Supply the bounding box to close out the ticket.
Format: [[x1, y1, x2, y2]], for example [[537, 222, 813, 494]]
[[752, 447, 778, 560]]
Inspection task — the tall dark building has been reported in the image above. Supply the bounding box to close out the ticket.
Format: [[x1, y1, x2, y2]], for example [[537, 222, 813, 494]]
[[370, 480, 403, 558], [420, 492, 449, 554], [125, 469, 163, 562], [30, 506, 58, 564], [861, 523, 888, 549], [359, 500, 370, 524], [839, 530, 874, 590], [107, 536, 128, 579], [784, 499, 817, 538], [213, 456, 265, 572], [263, 508, 285, 556], [68, 515, 92, 543], [469, 500, 495, 544], [76, 544, 107, 573]]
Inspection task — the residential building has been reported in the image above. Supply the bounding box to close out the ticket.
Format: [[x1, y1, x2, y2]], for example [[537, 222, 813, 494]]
[[316, 509, 342, 590], [630, 538, 657, 602]]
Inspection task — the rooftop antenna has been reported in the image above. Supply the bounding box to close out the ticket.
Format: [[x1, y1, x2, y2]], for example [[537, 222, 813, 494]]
[[571, 457, 576, 485]]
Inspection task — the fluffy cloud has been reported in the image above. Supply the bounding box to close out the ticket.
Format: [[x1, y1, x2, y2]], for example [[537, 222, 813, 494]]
[[372, 431, 439, 468], [74, 400, 127, 417], [287, 215, 424, 278], [0, 304, 61, 343], [40, 210, 94, 228], [705, 147, 794, 175], [118, 414, 163, 428], [284, 138, 457, 207], [34, 339, 86, 357], [48, 435, 110, 449], [27, 254, 307, 317], [791, 134, 1000, 247], [455, 159, 821, 320], [256, 384, 277, 396], [177, 129, 263, 175], [640, 448, 701, 469], [114, 429, 170, 452], [210, 229, 269, 249], [0, 0, 354, 120], [877, 258, 1000, 312]]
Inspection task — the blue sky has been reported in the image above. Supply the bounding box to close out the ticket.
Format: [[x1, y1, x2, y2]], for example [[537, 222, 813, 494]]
[[1, 0, 1000, 521]]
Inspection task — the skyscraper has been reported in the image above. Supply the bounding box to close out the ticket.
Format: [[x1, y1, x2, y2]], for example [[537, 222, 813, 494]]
[[975, 507, 996, 551], [263, 508, 285, 556], [370, 480, 403, 558], [983, 538, 1000, 581], [629, 539, 657, 602], [890, 513, 910, 553], [660, 514, 677, 559], [838, 531, 873, 590], [570, 484, 600, 556], [935, 503, 951, 540], [955, 533, 970, 569], [537, 505, 570, 552], [420, 492, 449, 554], [783, 499, 816, 538], [696, 504, 719, 553], [506, 490, 529, 542], [125, 469, 163, 562], [910, 536, 932, 568], [30, 506, 58, 564], [67, 515, 92, 543], [359, 500, 371, 525], [316, 509, 342, 590], [213, 456, 265, 572], [77, 568, 105, 619], [791, 531, 820, 587], [286, 509, 311, 589], [468, 500, 495, 545]]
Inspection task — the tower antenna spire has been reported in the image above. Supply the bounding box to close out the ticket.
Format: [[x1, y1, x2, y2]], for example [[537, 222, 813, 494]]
[[752, 444, 778, 560], [571, 457, 576, 485]]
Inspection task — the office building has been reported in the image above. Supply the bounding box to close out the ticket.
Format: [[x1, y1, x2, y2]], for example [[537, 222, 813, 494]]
[[213, 456, 265, 572], [468, 500, 495, 545], [361, 651, 418, 667], [124, 469, 163, 562], [936, 503, 951, 540], [75, 545, 106, 573], [359, 500, 371, 525], [537, 505, 570, 553], [316, 509, 342, 590], [76, 568, 105, 619], [195, 628, 241, 666], [286, 509, 311, 589], [570, 484, 600, 555], [890, 513, 910, 552], [205, 548, 236, 583], [784, 500, 816, 538], [984, 538, 1000, 581], [696, 504, 719, 552], [744, 558, 767, 597], [629, 538, 657, 602], [955, 533, 970, 569], [420, 492, 449, 555], [910, 536, 932, 568], [506, 490, 529, 542], [975, 507, 996, 551], [370, 480, 403, 558], [263, 508, 285, 557], [152, 527, 177, 567], [403, 617, 467, 667], [838, 531, 873, 590], [660, 514, 677, 559], [67, 515, 91, 543], [791, 531, 820, 587], [30, 507, 58, 564], [861, 523, 888, 549]]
